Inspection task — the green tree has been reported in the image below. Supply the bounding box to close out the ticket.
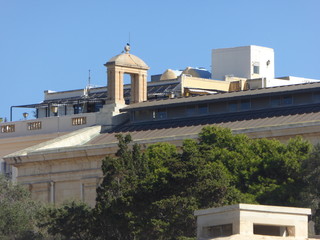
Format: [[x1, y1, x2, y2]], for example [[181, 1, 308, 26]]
[[198, 126, 312, 206], [95, 132, 245, 240], [300, 144, 320, 234], [93, 126, 313, 239], [251, 136, 311, 206], [0, 175, 43, 239], [37, 200, 95, 240], [94, 134, 149, 239]]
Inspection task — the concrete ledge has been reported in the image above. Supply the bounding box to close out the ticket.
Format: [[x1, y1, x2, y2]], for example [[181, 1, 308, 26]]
[[195, 204, 311, 217]]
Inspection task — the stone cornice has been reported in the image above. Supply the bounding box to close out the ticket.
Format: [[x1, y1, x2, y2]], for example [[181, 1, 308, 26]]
[[5, 120, 320, 166]]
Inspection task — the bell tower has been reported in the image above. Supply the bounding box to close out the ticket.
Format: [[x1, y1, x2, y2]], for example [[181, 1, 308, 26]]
[[104, 44, 149, 105], [97, 45, 149, 127]]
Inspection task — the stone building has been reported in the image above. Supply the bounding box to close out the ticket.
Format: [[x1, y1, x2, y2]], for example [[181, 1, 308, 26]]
[[1, 45, 320, 206]]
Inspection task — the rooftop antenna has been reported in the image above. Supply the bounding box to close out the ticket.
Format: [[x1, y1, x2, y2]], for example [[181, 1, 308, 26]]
[[84, 69, 91, 98], [88, 69, 91, 87], [129, 32, 131, 45]]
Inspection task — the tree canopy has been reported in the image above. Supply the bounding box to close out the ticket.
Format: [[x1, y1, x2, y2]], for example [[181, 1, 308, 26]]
[[3, 125, 317, 240], [93, 126, 313, 240], [0, 175, 43, 239]]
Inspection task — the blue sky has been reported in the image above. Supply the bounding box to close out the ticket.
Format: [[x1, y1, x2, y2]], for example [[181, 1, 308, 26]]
[[1, 0, 319, 121]]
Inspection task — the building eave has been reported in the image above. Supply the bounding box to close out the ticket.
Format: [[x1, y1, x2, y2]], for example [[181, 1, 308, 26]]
[[120, 82, 320, 112]]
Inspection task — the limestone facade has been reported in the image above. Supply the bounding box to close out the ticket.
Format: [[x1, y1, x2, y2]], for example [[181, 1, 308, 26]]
[[4, 119, 320, 207]]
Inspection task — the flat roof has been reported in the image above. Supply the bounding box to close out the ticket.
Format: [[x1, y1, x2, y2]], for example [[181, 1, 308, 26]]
[[194, 203, 311, 217]]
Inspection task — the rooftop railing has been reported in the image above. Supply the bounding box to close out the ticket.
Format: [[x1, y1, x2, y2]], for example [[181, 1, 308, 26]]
[[0, 113, 97, 139]]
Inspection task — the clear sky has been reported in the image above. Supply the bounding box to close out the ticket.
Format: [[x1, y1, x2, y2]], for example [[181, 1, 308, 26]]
[[1, 0, 319, 121]]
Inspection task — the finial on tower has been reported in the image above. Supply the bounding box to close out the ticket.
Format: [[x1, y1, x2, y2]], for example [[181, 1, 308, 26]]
[[124, 43, 130, 53]]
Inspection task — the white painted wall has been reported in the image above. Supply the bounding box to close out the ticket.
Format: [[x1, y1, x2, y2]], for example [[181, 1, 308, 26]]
[[250, 45, 275, 80], [212, 46, 250, 80], [212, 46, 275, 80], [266, 76, 320, 87]]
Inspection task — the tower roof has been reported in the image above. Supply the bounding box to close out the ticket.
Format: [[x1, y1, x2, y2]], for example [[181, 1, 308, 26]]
[[105, 52, 149, 70]]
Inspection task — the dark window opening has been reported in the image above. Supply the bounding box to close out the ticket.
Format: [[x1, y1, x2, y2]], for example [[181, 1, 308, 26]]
[[228, 101, 238, 112], [270, 97, 281, 107], [73, 105, 83, 114], [203, 224, 233, 238], [155, 109, 167, 119], [313, 92, 320, 102], [270, 95, 293, 107], [198, 104, 208, 114], [282, 95, 293, 105], [87, 102, 104, 113], [254, 224, 295, 237], [186, 105, 196, 116], [95, 101, 104, 112], [240, 100, 251, 110]]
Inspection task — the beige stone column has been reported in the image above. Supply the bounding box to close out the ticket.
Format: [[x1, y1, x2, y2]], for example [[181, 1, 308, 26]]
[[138, 73, 147, 103], [131, 74, 137, 103], [117, 70, 124, 104], [131, 73, 147, 104], [138, 74, 143, 103], [107, 68, 125, 105], [50, 181, 55, 204], [80, 183, 84, 201], [107, 69, 115, 102], [142, 73, 147, 101]]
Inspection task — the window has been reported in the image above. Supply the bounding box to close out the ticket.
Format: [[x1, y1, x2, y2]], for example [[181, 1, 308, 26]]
[[134, 110, 153, 121], [228, 101, 238, 112], [254, 224, 295, 237], [270, 96, 293, 107], [186, 105, 196, 116], [87, 103, 96, 113], [270, 97, 281, 107], [198, 104, 208, 114], [73, 104, 83, 114], [86, 102, 104, 113], [313, 92, 320, 102], [282, 95, 293, 105], [95, 102, 104, 112], [203, 224, 233, 238], [155, 109, 167, 119], [253, 62, 260, 74], [240, 100, 251, 110]]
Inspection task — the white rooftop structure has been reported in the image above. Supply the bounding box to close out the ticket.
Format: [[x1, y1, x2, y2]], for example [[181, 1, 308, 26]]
[[212, 45, 275, 80], [194, 204, 313, 240]]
